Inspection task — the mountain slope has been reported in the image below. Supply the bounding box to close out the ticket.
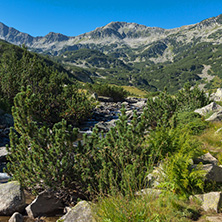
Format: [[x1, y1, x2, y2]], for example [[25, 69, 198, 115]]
[[1, 14, 222, 93]]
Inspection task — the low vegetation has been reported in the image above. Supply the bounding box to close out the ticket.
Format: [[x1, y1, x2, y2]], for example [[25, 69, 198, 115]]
[[85, 83, 129, 101]]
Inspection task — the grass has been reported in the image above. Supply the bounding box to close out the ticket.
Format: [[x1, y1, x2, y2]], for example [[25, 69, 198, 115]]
[[93, 192, 201, 222], [197, 121, 222, 163], [109, 85, 148, 97]]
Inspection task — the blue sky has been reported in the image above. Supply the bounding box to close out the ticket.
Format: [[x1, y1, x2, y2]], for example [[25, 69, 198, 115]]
[[1, 0, 222, 37]]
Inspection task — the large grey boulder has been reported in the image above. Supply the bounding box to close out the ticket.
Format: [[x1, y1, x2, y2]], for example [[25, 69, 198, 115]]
[[25, 190, 63, 219], [0, 181, 26, 215], [193, 152, 218, 165], [192, 192, 222, 213], [202, 164, 222, 183], [205, 110, 222, 122], [9, 212, 23, 222], [211, 88, 222, 101], [194, 102, 222, 116], [57, 201, 95, 222]]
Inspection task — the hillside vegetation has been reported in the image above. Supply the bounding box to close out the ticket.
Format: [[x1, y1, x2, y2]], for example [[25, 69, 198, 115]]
[[0, 42, 94, 125], [2, 14, 222, 93]]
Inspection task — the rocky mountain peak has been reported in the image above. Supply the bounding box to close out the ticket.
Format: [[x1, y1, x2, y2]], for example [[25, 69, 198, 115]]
[[0, 22, 33, 45], [43, 32, 69, 43]]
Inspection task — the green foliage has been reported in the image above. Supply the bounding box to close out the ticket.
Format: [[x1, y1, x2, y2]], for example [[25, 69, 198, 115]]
[[75, 106, 149, 197], [0, 46, 94, 125], [176, 82, 211, 111], [144, 89, 177, 128], [144, 83, 210, 129], [6, 87, 80, 194], [176, 111, 208, 135], [93, 192, 201, 222], [86, 83, 129, 102], [160, 153, 205, 197]]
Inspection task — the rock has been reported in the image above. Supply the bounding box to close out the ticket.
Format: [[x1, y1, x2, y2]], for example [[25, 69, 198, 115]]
[[90, 92, 98, 100], [192, 192, 222, 213], [194, 102, 222, 116], [122, 101, 129, 106], [206, 215, 222, 222], [9, 212, 23, 222], [0, 181, 26, 215], [0, 173, 11, 183], [133, 100, 146, 109], [135, 188, 162, 198], [0, 114, 14, 127], [206, 110, 222, 122], [126, 110, 134, 120], [146, 165, 165, 188], [125, 97, 138, 103], [64, 206, 72, 214], [0, 146, 8, 162], [96, 120, 116, 132], [25, 190, 63, 218], [57, 201, 94, 222], [202, 164, 222, 183], [193, 152, 218, 165], [211, 88, 222, 101]]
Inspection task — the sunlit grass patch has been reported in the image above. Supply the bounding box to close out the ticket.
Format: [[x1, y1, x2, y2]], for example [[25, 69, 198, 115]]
[[93, 192, 201, 222], [120, 85, 148, 97], [198, 121, 222, 162]]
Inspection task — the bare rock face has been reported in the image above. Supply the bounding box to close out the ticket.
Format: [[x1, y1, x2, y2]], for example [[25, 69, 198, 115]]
[[57, 201, 95, 222], [192, 192, 222, 213], [25, 190, 63, 219], [0, 181, 26, 216]]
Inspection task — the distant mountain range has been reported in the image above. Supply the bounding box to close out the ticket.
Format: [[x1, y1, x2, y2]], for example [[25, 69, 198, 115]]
[[1, 14, 222, 93]]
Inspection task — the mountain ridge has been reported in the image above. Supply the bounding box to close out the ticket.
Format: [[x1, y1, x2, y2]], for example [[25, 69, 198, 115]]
[[1, 13, 222, 55], [1, 14, 222, 93]]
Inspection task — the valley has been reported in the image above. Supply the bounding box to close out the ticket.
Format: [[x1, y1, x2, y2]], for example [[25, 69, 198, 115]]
[[1, 14, 222, 93]]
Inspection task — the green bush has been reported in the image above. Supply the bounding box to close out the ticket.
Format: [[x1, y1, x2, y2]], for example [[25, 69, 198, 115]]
[[175, 111, 208, 135], [176, 82, 211, 111], [75, 106, 149, 197], [6, 87, 80, 194], [86, 83, 128, 102], [160, 152, 205, 197], [143, 83, 210, 129], [144, 89, 177, 128]]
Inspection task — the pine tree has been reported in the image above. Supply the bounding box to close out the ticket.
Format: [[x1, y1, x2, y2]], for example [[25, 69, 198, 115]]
[[6, 86, 80, 195]]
